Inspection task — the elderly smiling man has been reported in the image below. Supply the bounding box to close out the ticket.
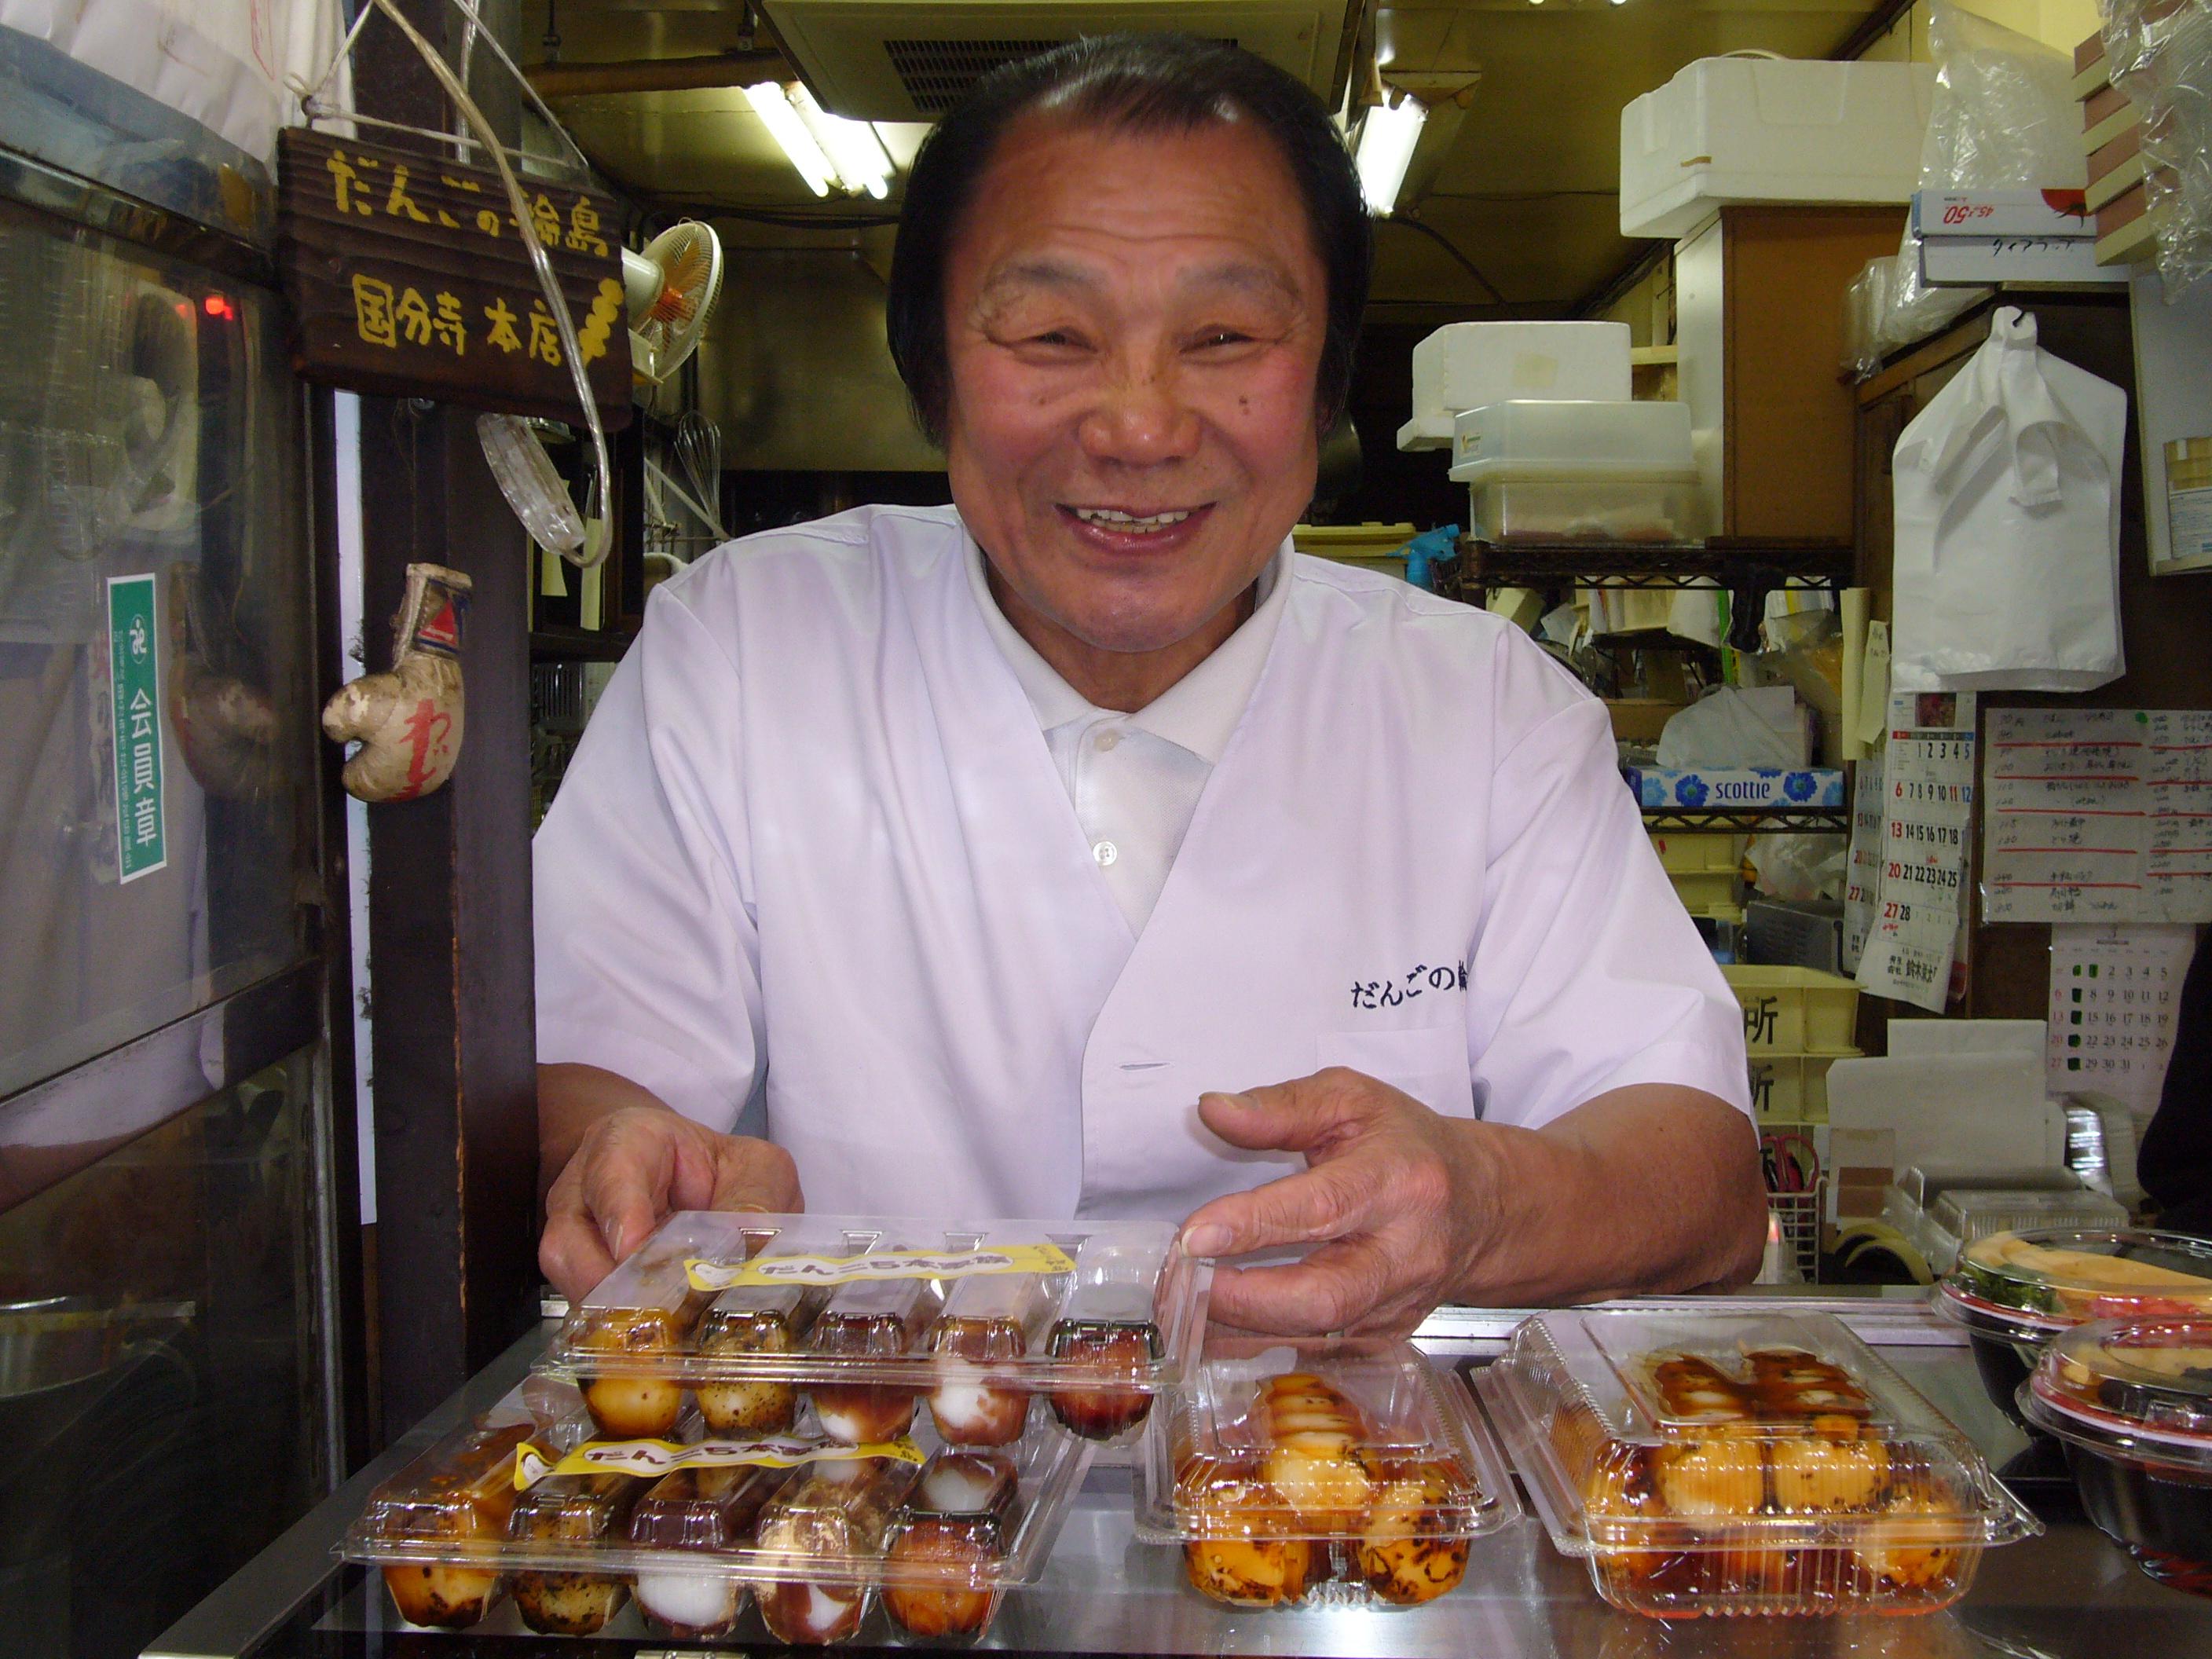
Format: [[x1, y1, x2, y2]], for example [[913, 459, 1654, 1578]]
[[533, 34, 1766, 1332]]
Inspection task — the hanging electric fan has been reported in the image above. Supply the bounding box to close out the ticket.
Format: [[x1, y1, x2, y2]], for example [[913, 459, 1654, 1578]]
[[624, 221, 723, 386], [480, 219, 726, 568]]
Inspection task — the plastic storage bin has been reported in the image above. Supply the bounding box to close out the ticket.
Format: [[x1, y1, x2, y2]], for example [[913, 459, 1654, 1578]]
[[2020, 1318, 2212, 1595], [1477, 1308, 2038, 1617], [1399, 322, 1631, 449], [1620, 57, 1936, 239], [1291, 522, 1416, 576], [1721, 965, 1860, 1053], [1668, 869, 1743, 915], [345, 1374, 1096, 1641], [1449, 401, 1698, 544], [1650, 832, 1745, 873], [1748, 1051, 1859, 1122], [1932, 1229, 2212, 1430], [1133, 1335, 1518, 1610], [543, 1213, 1210, 1447]]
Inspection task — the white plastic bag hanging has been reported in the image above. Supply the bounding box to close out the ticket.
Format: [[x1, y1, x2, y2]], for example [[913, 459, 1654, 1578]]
[[1891, 307, 2126, 694]]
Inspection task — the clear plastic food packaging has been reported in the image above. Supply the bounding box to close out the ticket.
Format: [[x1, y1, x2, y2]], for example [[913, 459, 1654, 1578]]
[[1133, 1335, 1518, 1610], [881, 1449, 1020, 1640], [753, 1454, 920, 1643], [353, 1418, 533, 1629], [507, 1471, 641, 1635], [627, 1462, 786, 1638], [343, 1375, 1095, 1641], [541, 1212, 1210, 1445], [1477, 1309, 2038, 1618], [2020, 1317, 2212, 1597], [1932, 1229, 2212, 1426]]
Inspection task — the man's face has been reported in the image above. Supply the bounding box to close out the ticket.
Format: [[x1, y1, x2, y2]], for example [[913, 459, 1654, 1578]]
[[940, 112, 1328, 661]]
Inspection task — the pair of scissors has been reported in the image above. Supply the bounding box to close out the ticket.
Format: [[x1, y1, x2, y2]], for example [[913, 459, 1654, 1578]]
[[1760, 1131, 1820, 1195]]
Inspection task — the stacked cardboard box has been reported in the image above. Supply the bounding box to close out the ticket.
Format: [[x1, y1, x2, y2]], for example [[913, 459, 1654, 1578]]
[[2076, 29, 2167, 266]]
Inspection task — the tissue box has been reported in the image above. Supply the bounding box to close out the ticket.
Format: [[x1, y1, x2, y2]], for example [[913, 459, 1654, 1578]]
[[1625, 767, 1845, 811]]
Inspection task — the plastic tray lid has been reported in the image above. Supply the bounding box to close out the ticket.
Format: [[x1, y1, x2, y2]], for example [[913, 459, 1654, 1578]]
[[344, 1377, 1097, 1590], [1130, 1335, 1518, 1546], [540, 1211, 1210, 1392], [1931, 1187, 2128, 1247], [1478, 1309, 2038, 1558], [2021, 1318, 2212, 1471], [1935, 1228, 2212, 1342]]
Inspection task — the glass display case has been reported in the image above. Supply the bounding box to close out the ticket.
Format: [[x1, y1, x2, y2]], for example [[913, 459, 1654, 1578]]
[[0, 27, 339, 1659]]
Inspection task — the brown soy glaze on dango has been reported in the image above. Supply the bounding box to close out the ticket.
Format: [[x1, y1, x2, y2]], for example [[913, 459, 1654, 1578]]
[[507, 1471, 644, 1635], [367, 1421, 533, 1629], [882, 1450, 1021, 1639], [805, 1272, 941, 1445]]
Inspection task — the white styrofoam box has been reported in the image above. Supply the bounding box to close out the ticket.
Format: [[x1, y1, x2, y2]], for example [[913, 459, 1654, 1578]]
[[1397, 322, 1631, 451], [1447, 400, 1694, 482], [1826, 1053, 2067, 1180], [1620, 57, 1935, 240]]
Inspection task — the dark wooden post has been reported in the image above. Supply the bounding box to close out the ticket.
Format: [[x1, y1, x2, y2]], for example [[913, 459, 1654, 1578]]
[[349, 0, 541, 1434]]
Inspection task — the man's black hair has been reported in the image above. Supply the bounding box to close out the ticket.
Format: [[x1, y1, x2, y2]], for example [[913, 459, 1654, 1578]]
[[884, 33, 1372, 447]]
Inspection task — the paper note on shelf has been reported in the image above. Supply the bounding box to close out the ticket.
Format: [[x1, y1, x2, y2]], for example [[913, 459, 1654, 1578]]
[[1841, 749, 1884, 974], [1857, 691, 1975, 1013], [1983, 709, 2212, 924], [2047, 923, 2196, 1117]]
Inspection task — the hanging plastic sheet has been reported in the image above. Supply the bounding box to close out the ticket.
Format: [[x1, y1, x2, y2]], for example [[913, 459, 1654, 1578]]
[[1890, 307, 2126, 694], [2104, 0, 2212, 298], [0, 0, 349, 163]]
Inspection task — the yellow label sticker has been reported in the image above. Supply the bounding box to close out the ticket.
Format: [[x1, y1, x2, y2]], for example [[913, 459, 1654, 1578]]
[[540, 1434, 925, 1481], [514, 1441, 558, 1491], [684, 1241, 1076, 1294]]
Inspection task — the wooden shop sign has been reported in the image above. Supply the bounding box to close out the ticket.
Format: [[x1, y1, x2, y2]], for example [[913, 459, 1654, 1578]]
[[276, 127, 632, 424]]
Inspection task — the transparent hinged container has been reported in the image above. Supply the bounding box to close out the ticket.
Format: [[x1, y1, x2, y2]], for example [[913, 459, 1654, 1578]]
[[1932, 1228, 2212, 1429], [343, 1375, 1096, 1642], [1448, 400, 1699, 544], [541, 1213, 1210, 1446], [1132, 1335, 1518, 1610], [1475, 1309, 2038, 1618], [2019, 1318, 2212, 1591]]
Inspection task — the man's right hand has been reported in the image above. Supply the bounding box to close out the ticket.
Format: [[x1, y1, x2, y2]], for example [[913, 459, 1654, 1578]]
[[539, 1065, 802, 1301]]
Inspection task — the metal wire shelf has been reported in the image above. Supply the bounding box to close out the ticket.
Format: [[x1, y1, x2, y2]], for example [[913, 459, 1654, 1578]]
[[1461, 537, 1855, 593], [1639, 807, 1850, 834]]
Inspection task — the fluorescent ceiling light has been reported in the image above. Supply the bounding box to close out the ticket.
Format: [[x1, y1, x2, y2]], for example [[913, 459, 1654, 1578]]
[[745, 81, 835, 197], [790, 82, 895, 200], [1355, 96, 1426, 216]]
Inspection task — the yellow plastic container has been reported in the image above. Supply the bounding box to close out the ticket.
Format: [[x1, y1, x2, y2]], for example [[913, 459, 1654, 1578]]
[[1291, 522, 1416, 577], [1722, 965, 1860, 1054], [1748, 1051, 1861, 1122], [1649, 832, 1744, 873], [1668, 870, 1742, 914]]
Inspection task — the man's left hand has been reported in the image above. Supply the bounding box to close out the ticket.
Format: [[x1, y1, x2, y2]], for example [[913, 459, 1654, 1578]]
[[1176, 1070, 1769, 1336], [1176, 1068, 1493, 1336]]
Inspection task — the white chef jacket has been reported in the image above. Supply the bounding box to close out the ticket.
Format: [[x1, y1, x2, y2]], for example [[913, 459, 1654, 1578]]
[[964, 537, 1289, 933], [533, 504, 1752, 1222]]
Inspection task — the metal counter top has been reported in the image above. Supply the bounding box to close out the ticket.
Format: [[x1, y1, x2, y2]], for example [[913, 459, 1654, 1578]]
[[147, 1296, 2212, 1659]]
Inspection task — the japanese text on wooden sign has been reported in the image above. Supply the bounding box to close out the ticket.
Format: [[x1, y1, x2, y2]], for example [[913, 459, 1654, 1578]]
[[276, 128, 632, 423]]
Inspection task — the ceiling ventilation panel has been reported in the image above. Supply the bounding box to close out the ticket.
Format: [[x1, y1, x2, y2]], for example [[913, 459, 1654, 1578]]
[[760, 2, 1353, 121]]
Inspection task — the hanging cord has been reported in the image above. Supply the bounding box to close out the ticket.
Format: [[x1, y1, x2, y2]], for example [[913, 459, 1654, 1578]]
[[293, 0, 615, 565]]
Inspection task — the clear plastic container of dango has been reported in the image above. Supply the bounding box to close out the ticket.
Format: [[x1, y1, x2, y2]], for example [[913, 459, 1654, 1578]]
[[539, 1212, 1210, 1446], [2020, 1318, 2212, 1598], [342, 1373, 1096, 1642], [1132, 1335, 1518, 1610], [1933, 1228, 2212, 1429], [1475, 1309, 2040, 1619]]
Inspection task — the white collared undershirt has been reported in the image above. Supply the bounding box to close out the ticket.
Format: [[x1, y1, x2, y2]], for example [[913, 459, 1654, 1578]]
[[963, 532, 1293, 935]]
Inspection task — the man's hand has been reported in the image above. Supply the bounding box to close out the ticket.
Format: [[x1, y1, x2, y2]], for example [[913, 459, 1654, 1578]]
[[1177, 1070, 1767, 1336], [539, 1064, 801, 1301]]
